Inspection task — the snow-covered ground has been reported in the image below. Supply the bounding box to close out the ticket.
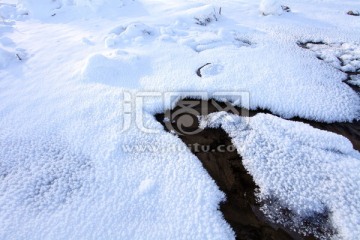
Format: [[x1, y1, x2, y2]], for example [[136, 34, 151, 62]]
[[201, 112, 360, 239], [0, 0, 359, 239]]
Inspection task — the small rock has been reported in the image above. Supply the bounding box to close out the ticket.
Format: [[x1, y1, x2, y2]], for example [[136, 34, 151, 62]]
[[281, 5, 291, 12], [347, 10, 360, 16]]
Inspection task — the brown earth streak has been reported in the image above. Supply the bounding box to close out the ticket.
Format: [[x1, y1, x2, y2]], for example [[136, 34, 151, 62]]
[[155, 98, 359, 239]]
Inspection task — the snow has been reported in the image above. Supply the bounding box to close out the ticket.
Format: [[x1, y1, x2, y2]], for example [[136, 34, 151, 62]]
[[17, 0, 62, 18], [259, 0, 283, 16], [199, 63, 224, 77], [0, 47, 14, 68], [81, 51, 150, 89], [201, 111, 360, 239], [0, 0, 360, 239], [0, 3, 18, 19], [105, 23, 157, 48], [304, 42, 360, 73], [349, 75, 360, 87], [16, 0, 135, 18]]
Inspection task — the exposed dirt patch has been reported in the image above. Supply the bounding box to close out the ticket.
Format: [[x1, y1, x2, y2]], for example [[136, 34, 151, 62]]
[[160, 99, 360, 151], [154, 98, 354, 239], [156, 111, 308, 240]]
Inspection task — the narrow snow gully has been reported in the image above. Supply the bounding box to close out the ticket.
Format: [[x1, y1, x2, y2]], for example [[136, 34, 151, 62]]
[[154, 98, 360, 239]]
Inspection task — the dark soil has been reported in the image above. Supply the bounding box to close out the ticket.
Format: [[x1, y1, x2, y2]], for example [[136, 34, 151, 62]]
[[156, 109, 307, 240], [155, 98, 359, 239], [160, 99, 360, 151]]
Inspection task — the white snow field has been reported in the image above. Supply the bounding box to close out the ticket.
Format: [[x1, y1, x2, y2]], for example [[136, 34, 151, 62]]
[[0, 0, 360, 239]]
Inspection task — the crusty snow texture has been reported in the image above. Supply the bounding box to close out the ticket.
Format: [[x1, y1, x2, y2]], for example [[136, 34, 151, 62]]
[[201, 112, 360, 239], [259, 0, 283, 15], [305, 42, 360, 73], [1, 0, 360, 239]]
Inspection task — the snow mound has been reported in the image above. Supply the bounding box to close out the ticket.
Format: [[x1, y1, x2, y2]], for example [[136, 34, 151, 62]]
[[81, 51, 151, 89], [193, 5, 222, 26], [0, 37, 15, 47], [159, 24, 254, 53], [202, 112, 360, 239], [260, 0, 283, 16], [105, 23, 156, 48], [0, 47, 15, 69], [140, 40, 359, 122], [17, 0, 62, 18], [0, 3, 19, 20]]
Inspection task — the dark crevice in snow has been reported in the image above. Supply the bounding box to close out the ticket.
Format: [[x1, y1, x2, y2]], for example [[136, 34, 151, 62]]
[[297, 41, 327, 49], [344, 73, 360, 93], [155, 98, 345, 240], [281, 6, 291, 13], [347, 11, 360, 16], [159, 98, 360, 151], [196, 63, 211, 77]]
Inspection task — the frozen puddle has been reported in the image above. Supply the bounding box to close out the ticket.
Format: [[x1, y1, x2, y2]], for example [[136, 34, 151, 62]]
[[155, 98, 360, 239]]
